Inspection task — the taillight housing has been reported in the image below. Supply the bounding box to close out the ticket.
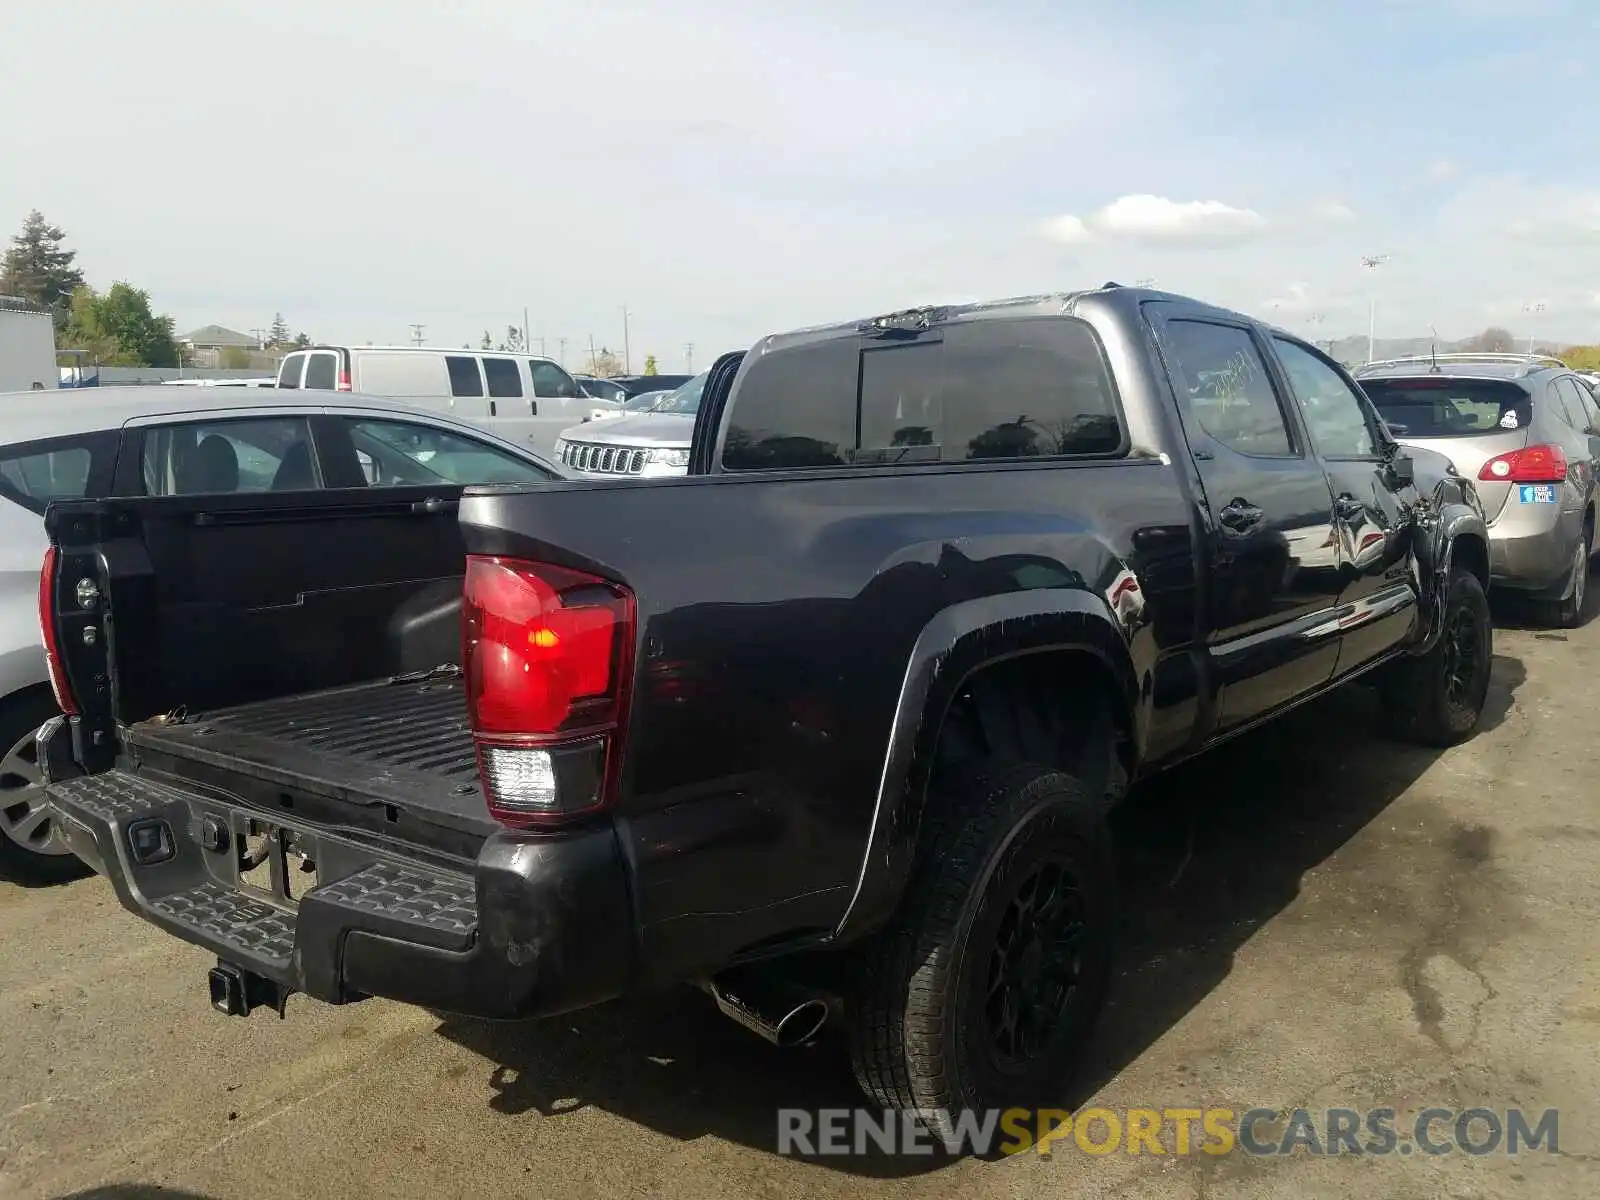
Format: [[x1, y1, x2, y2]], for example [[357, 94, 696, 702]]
[[38, 546, 78, 715], [462, 555, 635, 827], [1478, 444, 1567, 484], [335, 367, 352, 392]]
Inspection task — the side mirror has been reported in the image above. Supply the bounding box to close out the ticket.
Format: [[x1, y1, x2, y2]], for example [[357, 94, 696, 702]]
[[1388, 451, 1415, 488]]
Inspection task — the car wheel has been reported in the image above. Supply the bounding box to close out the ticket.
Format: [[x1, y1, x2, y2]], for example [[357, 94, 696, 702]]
[[1533, 528, 1590, 629], [0, 690, 88, 885], [1380, 566, 1493, 747], [845, 761, 1115, 1135]]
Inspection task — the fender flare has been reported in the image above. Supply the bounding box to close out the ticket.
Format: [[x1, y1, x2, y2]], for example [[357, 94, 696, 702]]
[[830, 587, 1139, 943], [1415, 501, 1489, 654]]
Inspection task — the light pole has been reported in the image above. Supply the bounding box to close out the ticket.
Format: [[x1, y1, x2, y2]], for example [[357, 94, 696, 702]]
[[1361, 255, 1389, 363], [622, 307, 632, 375], [1522, 301, 1546, 354]]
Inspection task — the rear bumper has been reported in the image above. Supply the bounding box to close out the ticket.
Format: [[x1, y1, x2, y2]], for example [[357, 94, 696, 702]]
[[45, 766, 634, 1021], [1487, 524, 1578, 592]]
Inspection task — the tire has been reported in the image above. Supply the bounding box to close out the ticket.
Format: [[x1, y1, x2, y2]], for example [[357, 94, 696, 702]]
[[0, 689, 89, 885], [845, 761, 1115, 1130], [1379, 566, 1493, 748], [1532, 527, 1590, 629]]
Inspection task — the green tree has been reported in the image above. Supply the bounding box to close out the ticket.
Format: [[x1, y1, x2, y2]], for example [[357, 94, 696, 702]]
[[504, 326, 525, 353], [481, 330, 493, 350], [220, 346, 252, 369], [588, 346, 623, 377], [266, 312, 291, 348], [642, 354, 658, 376], [61, 282, 180, 366], [292, 332, 312, 349], [1, 210, 86, 329]]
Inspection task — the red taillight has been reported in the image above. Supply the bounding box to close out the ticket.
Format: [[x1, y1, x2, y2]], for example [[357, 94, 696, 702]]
[[38, 546, 78, 716], [335, 368, 352, 392], [462, 556, 634, 826], [1478, 444, 1567, 484]]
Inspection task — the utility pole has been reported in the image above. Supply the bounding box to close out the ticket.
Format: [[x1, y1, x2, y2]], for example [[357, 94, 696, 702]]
[[523, 307, 530, 354], [408, 323, 425, 347], [557, 337, 567, 367], [249, 327, 266, 349], [1360, 255, 1389, 363], [537, 336, 546, 357], [622, 307, 632, 375], [683, 342, 694, 373], [1522, 301, 1546, 353], [588, 334, 598, 375]]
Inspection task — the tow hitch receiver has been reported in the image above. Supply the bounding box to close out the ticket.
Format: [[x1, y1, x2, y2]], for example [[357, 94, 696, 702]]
[[208, 961, 292, 1018]]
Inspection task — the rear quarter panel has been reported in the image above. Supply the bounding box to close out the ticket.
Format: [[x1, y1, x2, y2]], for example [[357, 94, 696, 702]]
[[460, 459, 1199, 977]]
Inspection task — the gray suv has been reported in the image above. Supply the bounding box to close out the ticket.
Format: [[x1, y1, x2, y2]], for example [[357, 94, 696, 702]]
[[1353, 353, 1600, 626]]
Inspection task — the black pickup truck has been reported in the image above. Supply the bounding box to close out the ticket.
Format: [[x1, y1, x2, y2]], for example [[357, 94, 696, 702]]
[[38, 284, 1492, 1123]]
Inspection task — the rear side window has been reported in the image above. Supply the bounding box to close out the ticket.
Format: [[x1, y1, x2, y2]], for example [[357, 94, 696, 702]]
[[303, 351, 337, 390], [446, 356, 483, 397], [0, 439, 97, 514], [141, 417, 319, 495], [722, 316, 1122, 472], [483, 357, 523, 398], [277, 354, 306, 388], [1359, 378, 1532, 436], [1558, 377, 1596, 431]]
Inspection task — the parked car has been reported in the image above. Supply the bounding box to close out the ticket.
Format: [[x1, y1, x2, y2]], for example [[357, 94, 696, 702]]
[[553, 369, 709, 476], [1353, 352, 1600, 626], [276, 345, 619, 456], [39, 284, 1492, 1126], [576, 374, 692, 405], [0, 385, 565, 881]]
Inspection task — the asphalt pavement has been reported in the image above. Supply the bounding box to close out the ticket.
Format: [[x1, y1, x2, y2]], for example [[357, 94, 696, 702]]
[[3, 601, 1599, 1199]]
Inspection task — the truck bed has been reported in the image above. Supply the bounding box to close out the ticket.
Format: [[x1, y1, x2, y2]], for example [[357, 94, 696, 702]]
[[127, 669, 497, 843]]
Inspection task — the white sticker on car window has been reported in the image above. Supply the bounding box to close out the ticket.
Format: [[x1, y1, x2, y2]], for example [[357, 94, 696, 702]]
[[1499, 410, 1520, 429]]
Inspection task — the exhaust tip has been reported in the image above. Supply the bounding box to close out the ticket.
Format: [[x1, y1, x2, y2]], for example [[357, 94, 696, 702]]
[[772, 999, 829, 1048]]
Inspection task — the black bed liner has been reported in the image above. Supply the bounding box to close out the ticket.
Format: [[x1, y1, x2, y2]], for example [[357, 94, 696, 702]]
[[126, 669, 495, 838]]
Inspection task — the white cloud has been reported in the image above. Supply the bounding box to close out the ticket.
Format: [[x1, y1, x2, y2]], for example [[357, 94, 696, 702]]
[[1310, 200, 1356, 223], [1428, 159, 1459, 182], [1041, 214, 1093, 246], [1042, 194, 1266, 248]]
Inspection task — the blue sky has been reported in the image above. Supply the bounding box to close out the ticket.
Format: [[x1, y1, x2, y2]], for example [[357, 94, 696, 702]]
[[3, 0, 1598, 368]]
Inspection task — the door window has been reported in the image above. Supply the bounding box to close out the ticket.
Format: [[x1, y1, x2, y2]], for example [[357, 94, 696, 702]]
[[530, 361, 581, 399], [141, 417, 319, 495], [1558, 377, 1596, 432], [1162, 322, 1295, 457], [1272, 338, 1378, 458], [344, 418, 557, 486], [276, 354, 306, 388], [445, 356, 484, 397]]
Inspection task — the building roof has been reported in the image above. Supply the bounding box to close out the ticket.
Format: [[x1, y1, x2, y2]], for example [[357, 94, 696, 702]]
[[180, 324, 257, 348]]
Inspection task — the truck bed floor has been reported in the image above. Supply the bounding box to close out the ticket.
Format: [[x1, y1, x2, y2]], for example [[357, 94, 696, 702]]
[[126, 669, 493, 835]]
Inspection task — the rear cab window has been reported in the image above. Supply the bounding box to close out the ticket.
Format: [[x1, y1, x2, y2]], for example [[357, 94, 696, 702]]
[[720, 315, 1125, 471], [302, 352, 337, 390], [1357, 377, 1533, 436]]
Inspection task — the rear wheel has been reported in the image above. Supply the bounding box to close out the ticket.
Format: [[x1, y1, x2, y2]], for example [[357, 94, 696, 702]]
[[1379, 566, 1492, 747], [1532, 527, 1591, 629], [0, 690, 87, 885], [845, 762, 1115, 1130]]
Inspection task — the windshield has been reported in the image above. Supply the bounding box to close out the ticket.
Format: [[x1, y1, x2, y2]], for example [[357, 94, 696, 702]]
[[646, 370, 709, 414], [624, 390, 669, 412], [1359, 378, 1533, 437]]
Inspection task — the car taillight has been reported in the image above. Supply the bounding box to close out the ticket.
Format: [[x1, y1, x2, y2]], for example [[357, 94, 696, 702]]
[[335, 368, 352, 392], [1478, 444, 1567, 484], [462, 555, 635, 827], [38, 546, 78, 716]]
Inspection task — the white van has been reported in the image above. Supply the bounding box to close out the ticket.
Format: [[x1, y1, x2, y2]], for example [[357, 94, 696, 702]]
[[275, 345, 620, 454]]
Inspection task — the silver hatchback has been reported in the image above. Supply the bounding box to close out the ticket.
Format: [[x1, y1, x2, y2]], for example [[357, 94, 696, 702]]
[[1354, 353, 1600, 626]]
